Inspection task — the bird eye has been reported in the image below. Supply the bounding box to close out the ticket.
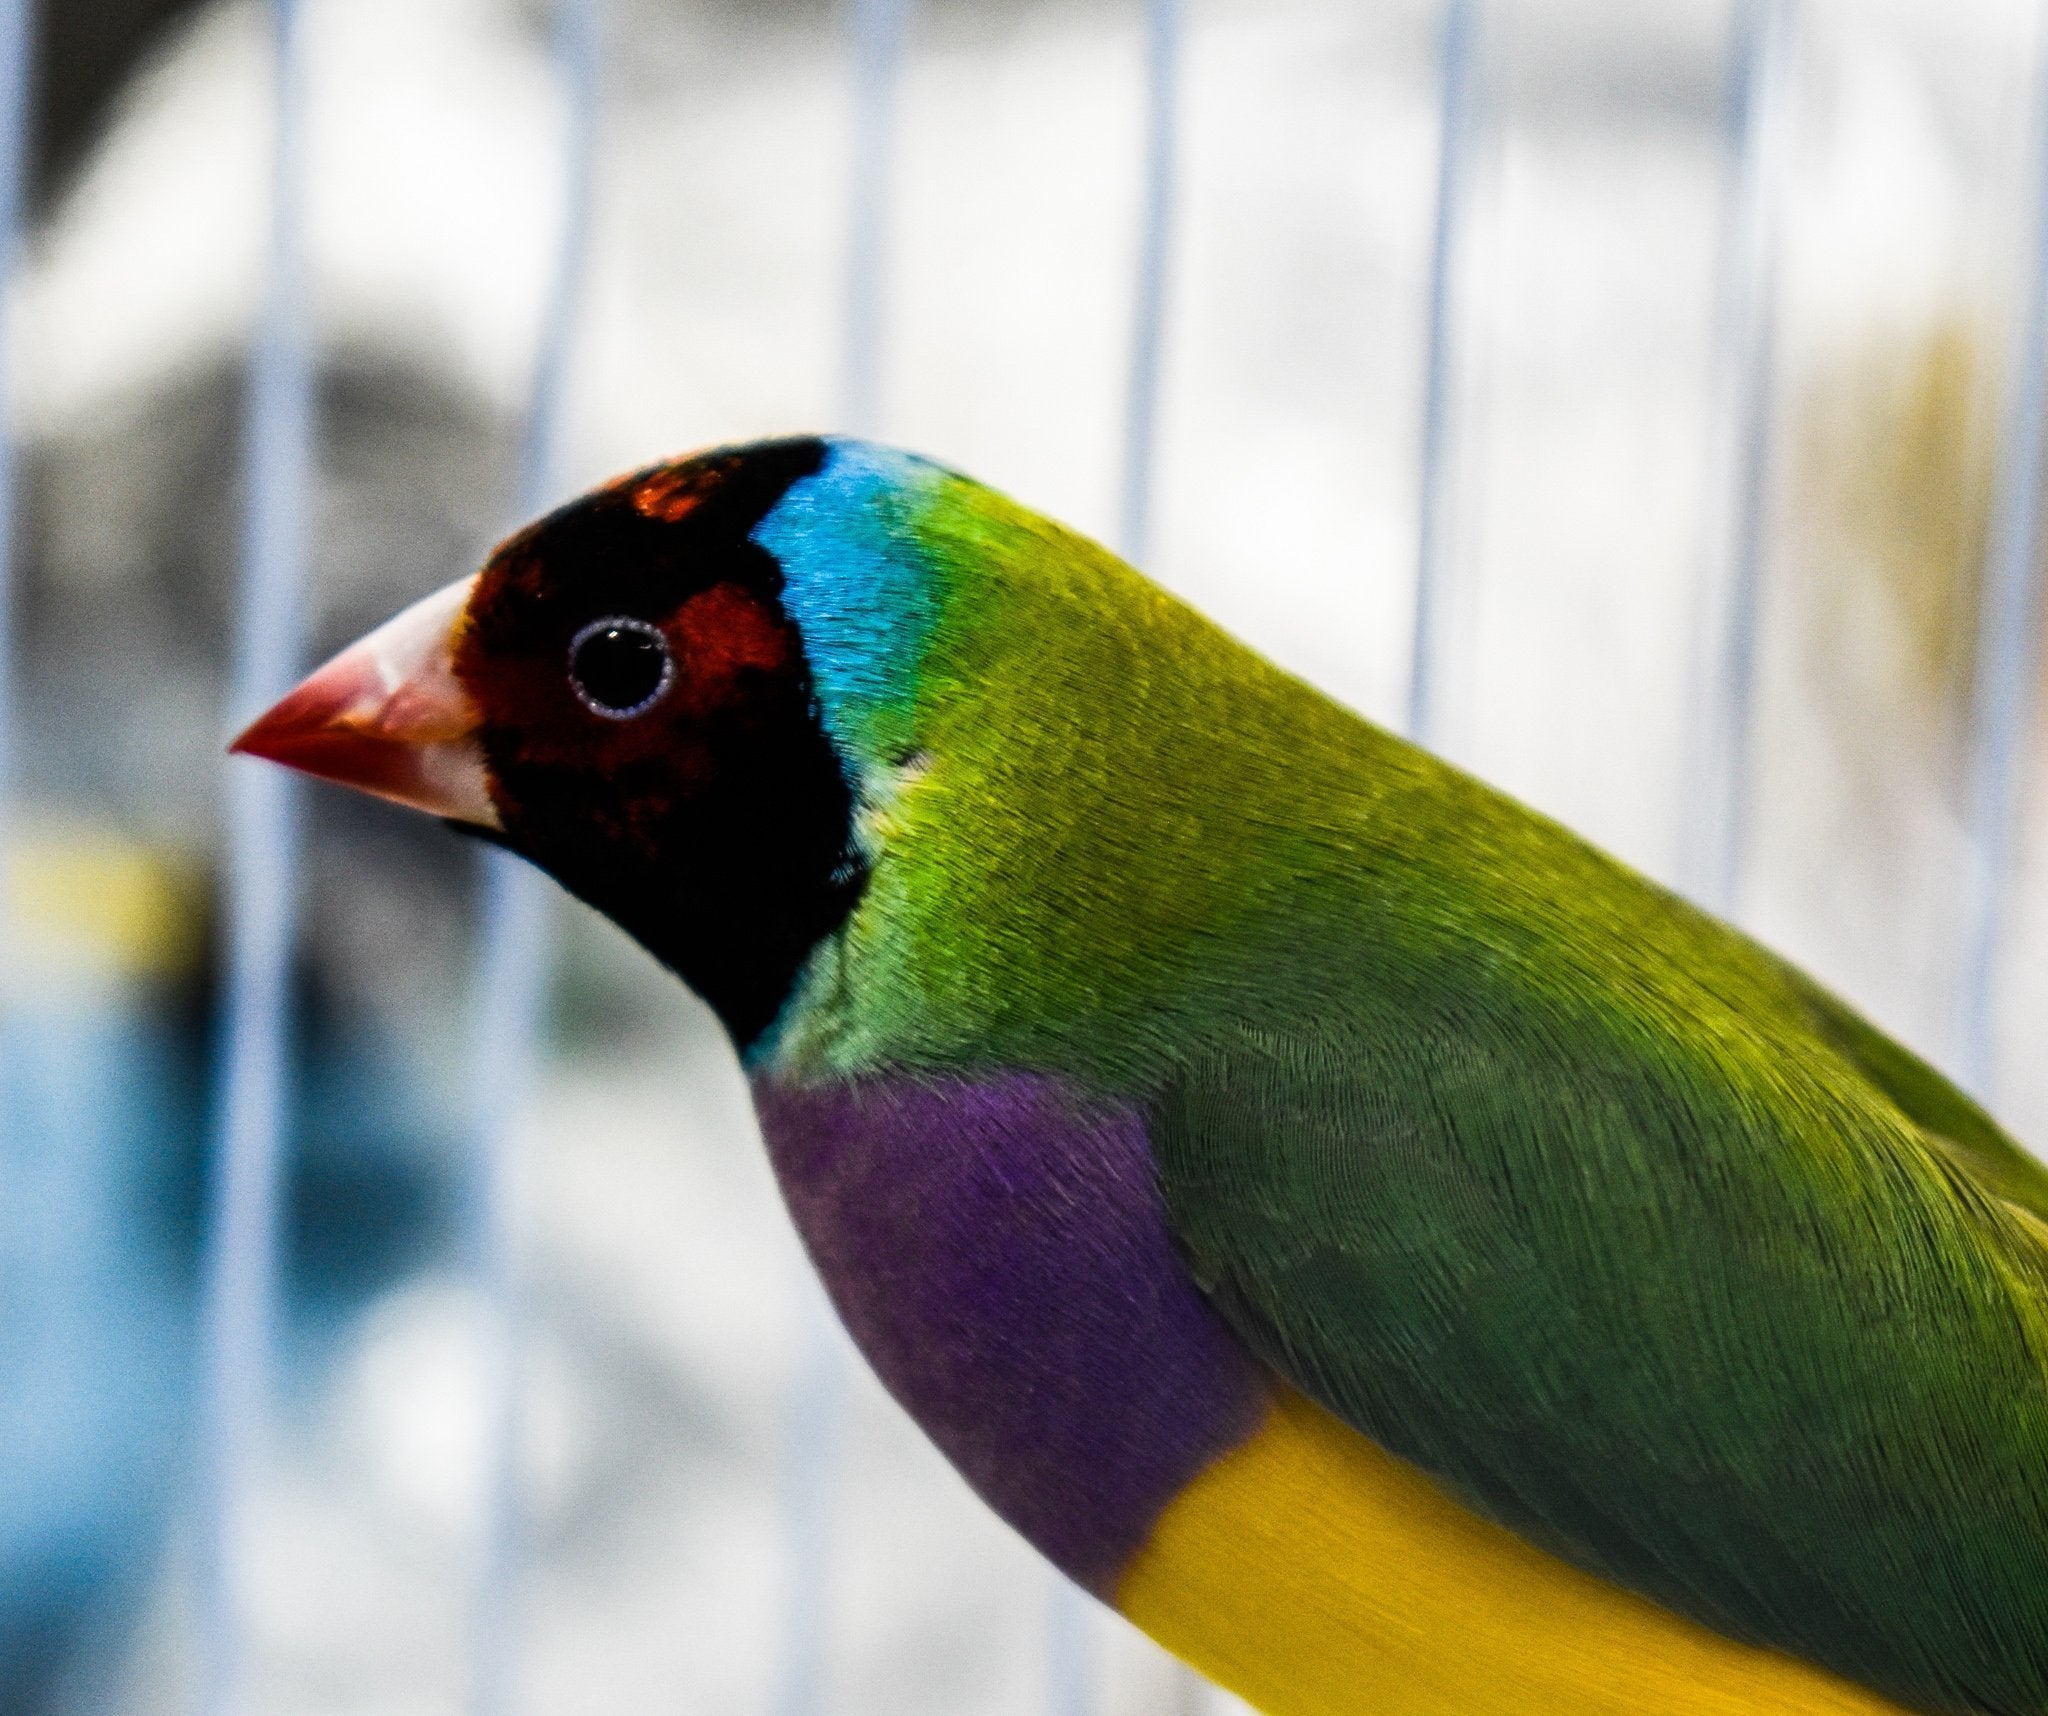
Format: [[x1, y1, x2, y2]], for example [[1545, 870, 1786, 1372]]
[[568, 616, 676, 719]]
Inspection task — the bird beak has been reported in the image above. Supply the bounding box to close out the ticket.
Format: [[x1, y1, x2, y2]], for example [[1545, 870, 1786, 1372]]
[[229, 574, 503, 830]]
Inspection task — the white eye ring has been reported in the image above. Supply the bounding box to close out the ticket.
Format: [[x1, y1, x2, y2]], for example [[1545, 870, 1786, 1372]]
[[567, 615, 677, 720]]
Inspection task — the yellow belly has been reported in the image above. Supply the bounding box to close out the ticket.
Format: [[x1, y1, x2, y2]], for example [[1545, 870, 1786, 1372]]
[[1115, 1388, 1909, 1716]]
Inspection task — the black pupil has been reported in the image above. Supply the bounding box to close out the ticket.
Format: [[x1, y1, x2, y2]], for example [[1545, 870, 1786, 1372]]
[[573, 624, 669, 715]]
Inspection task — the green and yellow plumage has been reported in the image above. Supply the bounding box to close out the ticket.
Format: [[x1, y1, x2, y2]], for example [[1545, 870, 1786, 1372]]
[[761, 444, 2048, 1715]]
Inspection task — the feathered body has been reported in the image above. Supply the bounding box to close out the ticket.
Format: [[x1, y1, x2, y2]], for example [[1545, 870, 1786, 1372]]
[[239, 438, 2048, 1716]]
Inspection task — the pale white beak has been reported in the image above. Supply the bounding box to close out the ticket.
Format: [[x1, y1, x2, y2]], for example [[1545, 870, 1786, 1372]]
[[230, 574, 502, 829]]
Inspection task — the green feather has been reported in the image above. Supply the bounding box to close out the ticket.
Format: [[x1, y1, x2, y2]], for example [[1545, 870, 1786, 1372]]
[[767, 459, 2048, 1714]]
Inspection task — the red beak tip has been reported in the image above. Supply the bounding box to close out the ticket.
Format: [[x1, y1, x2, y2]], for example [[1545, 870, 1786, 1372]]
[[228, 710, 299, 764]]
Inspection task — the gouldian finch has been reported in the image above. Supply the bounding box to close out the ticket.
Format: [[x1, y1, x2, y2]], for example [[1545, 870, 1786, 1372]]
[[234, 438, 2048, 1716]]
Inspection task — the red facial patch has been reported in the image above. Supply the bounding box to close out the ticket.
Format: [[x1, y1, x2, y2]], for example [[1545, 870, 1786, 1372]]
[[670, 582, 798, 706]]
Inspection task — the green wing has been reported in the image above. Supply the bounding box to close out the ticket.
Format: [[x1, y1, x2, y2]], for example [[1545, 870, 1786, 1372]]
[[1150, 936, 2048, 1716], [1782, 965, 2048, 1231]]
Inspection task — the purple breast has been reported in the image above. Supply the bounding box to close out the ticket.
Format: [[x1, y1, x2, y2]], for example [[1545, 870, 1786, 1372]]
[[752, 1070, 1269, 1594]]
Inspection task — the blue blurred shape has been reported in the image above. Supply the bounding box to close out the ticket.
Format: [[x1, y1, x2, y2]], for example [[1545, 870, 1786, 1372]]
[[0, 1002, 188, 1712], [1, 820, 455, 1712]]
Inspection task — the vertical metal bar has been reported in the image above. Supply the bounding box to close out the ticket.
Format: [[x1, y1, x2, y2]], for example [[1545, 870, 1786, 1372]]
[[1048, 1577, 1094, 1716], [467, 851, 549, 1716], [200, 2, 312, 1712], [778, 1278, 845, 1716], [1958, 4, 2048, 1098], [468, 2, 601, 1712], [1170, 1663, 1213, 1715], [0, 0, 29, 974], [778, 10, 909, 1714], [840, 0, 909, 438], [518, 0, 601, 522], [1682, 0, 1794, 915], [1407, 0, 1477, 748], [1118, 0, 1181, 568]]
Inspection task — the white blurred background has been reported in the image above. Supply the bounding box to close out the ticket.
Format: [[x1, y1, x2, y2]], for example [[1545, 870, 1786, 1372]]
[[9, 0, 2048, 1710]]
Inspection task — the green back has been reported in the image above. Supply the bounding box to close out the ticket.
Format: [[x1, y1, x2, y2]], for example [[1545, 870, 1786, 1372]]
[[770, 471, 2048, 1715]]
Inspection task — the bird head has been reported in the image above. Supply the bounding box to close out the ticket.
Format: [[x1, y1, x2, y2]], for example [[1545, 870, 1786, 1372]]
[[233, 435, 925, 1050], [235, 433, 1286, 1074]]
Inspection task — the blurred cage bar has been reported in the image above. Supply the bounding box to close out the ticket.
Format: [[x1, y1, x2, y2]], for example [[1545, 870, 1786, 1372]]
[[1963, 3, 2048, 1099], [1682, 0, 1795, 916], [201, 1, 310, 1713], [1406, 0, 1475, 749], [465, 0, 601, 1709], [0, 0, 2046, 1713], [0, 0, 24, 923]]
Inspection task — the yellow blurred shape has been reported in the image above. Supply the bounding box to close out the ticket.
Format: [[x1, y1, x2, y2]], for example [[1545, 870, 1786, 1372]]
[[1804, 317, 1999, 715], [8, 820, 201, 983]]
